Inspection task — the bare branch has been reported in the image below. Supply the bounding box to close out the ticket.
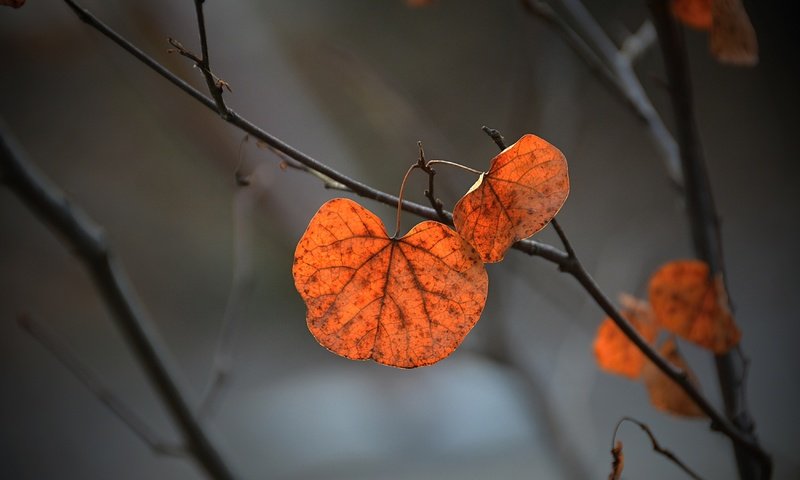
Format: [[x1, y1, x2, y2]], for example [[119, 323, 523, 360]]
[[522, 0, 682, 186], [18, 315, 185, 458], [416, 141, 448, 223], [612, 416, 704, 480], [479, 126, 766, 463], [198, 185, 257, 419], [58, 0, 564, 263], [0, 121, 238, 480], [193, 0, 229, 116], [648, 2, 769, 478], [621, 21, 657, 63], [520, 0, 628, 107]]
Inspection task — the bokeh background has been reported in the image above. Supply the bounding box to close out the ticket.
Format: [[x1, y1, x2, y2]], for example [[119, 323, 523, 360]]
[[1, 1, 798, 479]]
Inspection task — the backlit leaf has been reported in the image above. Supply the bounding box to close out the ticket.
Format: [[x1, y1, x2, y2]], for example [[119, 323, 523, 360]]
[[671, 0, 712, 30], [453, 134, 569, 263], [642, 338, 706, 418], [710, 0, 758, 66], [293, 198, 488, 368], [593, 294, 659, 379], [648, 260, 741, 353], [671, 0, 758, 65]]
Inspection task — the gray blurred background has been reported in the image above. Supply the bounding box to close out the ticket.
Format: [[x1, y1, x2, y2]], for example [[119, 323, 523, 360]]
[[1, 1, 798, 479]]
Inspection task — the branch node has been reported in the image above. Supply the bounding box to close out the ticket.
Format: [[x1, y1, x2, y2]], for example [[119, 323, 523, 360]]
[[481, 125, 507, 150]]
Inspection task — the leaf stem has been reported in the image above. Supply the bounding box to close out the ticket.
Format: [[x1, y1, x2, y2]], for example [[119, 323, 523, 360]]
[[393, 164, 420, 239], [425, 160, 484, 176]]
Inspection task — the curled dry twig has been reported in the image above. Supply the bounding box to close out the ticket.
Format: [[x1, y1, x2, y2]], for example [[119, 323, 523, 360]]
[[612, 416, 704, 480]]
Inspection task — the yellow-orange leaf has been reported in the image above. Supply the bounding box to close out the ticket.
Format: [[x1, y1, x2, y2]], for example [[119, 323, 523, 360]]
[[671, 0, 712, 30], [648, 260, 741, 353], [593, 294, 659, 379], [293, 198, 488, 368], [642, 339, 706, 418], [710, 0, 758, 66], [453, 134, 569, 263]]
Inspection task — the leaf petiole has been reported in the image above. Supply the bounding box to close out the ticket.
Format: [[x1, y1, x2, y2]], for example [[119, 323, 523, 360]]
[[393, 163, 421, 239], [425, 159, 484, 176]]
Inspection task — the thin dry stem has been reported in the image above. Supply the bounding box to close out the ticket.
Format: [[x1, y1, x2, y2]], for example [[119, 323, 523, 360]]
[[18, 314, 186, 458], [612, 416, 704, 480]]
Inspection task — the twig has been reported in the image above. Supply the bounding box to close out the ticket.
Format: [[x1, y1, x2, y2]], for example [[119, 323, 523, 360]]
[[193, 0, 229, 116], [416, 141, 448, 223], [0, 121, 237, 480], [54, 0, 766, 461], [59, 0, 560, 261], [621, 21, 657, 63], [648, 2, 769, 478], [612, 416, 704, 480], [520, 0, 628, 108], [263, 143, 350, 191], [479, 126, 765, 462], [522, 0, 682, 187], [197, 187, 257, 419], [481, 125, 507, 151], [549, 216, 576, 259], [17, 314, 185, 458]]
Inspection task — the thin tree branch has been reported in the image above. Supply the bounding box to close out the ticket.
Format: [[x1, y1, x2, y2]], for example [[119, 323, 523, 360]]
[[193, 0, 229, 116], [479, 126, 766, 463], [520, 0, 629, 108], [171, 0, 234, 116], [620, 21, 657, 63], [481, 125, 507, 151], [59, 0, 562, 262], [648, 2, 769, 478], [523, 0, 682, 186], [0, 122, 237, 480], [17, 315, 186, 458], [549, 216, 576, 259], [54, 0, 765, 462], [612, 416, 704, 480], [416, 141, 448, 223], [197, 187, 257, 420]]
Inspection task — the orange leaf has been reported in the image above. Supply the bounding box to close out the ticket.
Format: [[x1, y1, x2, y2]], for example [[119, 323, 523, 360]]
[[453, 134, 569, 263], [648, 260, 741, 353], [293, 198, 488, 368], [642, 338, 706, 418], [593, 294, 659, 379], [671, 0, 712, 30], [710, 0, 758, 66]]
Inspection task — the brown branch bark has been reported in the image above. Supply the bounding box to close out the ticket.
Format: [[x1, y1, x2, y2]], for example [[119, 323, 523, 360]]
[[648, 1, 769, 478], [0, 121, 238, 480], [18, 315, 186, 458], [522, 0, 682, 186]]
